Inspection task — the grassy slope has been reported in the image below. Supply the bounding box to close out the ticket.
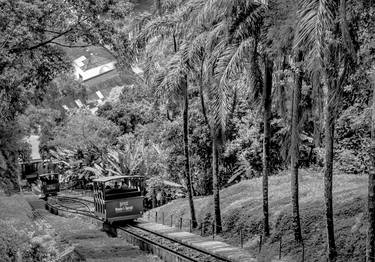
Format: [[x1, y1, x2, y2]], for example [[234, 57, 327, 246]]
[[147, 169, 367, 262]]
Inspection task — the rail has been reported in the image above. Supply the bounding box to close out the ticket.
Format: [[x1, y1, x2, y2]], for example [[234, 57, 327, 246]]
[[46, 196, 95, 218], [118, 225, 202, 262], [120, 224, 233, 262]]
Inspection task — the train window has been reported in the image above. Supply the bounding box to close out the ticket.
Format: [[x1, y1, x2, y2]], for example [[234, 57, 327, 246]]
[[93, 176, 145, 201]]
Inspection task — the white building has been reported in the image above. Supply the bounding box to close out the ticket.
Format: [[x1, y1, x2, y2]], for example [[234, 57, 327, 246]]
[[62, 46, 144, 112], [73, 55, 117, 81]]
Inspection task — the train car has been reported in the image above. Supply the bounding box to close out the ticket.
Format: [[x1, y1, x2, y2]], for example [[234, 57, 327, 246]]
[[39, 173, 60, 198], [93, 175, 145, 223], [20, 159, 43, 184]]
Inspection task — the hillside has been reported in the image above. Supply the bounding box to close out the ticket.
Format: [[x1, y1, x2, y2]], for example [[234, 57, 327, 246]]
[[147, 169, 367, 262]]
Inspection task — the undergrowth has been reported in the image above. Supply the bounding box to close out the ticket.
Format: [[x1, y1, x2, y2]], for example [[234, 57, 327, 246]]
[[148, 169, 368, 262]]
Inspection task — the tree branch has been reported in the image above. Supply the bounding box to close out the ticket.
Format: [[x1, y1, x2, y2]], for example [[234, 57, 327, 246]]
[[10, 16, 90, 54], [10, 27, 74, 53], [50, 41, 91, 48]]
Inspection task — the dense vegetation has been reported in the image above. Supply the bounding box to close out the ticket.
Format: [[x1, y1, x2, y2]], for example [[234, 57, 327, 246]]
[[1, 0, 375, 261]]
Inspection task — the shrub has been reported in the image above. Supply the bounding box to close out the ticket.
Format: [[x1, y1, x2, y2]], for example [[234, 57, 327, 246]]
[[0, 221, 54, 262], [0, 222, 23, 262]]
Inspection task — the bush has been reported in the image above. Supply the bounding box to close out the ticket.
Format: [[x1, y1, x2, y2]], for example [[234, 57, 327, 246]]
[[0, 221, 53, 262], [0, 222, 24, 262], [334, 148, 369, 175]]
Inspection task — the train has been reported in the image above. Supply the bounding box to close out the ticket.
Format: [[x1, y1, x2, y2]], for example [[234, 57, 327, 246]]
[[93, 175, 145, 223], [41, 173, 146, 223], [20, 159, 62, 198], [20, 159, 43, 184], [21, 159, 146, 223], [39, 173, 60, 198], [20, 159, 61, 184]]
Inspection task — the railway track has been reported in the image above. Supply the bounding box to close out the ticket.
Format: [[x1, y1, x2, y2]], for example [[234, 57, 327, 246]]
[[119, 224, 232, 262], [45, 195, 234, 262], [46, 196, 95, 218]]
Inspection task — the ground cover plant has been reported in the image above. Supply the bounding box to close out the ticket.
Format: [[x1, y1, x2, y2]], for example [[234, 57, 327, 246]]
[[148, 169, 368, 261]]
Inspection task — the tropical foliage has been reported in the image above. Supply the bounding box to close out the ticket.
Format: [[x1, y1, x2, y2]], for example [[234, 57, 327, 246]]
[[2, 0, 375, 261]]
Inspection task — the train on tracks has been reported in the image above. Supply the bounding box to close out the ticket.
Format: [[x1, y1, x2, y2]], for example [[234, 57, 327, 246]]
[[93, 175, 145, 223], [42, 175, 146, 224], [39, 173, 60, 198], [20, 159, 61, 184]]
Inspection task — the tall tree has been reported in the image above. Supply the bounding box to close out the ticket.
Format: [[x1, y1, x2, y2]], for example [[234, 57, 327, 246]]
[[262, 56, 273, 237], [364, 3, 375, 260], [367, 71, 375, 262], [324, 74, 337, 260], [155, 0, 162, 16], [182, 75, 198, 228], [295, 0, 356, 260], [290, 52, 303, 242], [134, 1, 198, 227], [186, 0, 268, 234], [212, 128, 222, 232]]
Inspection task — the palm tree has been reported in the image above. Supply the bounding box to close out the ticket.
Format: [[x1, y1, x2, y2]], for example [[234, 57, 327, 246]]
[[181, 0, 274, 234], [182, 74, 198, 228], [295, 0, 356, 260], [290, 52, 303, 242], [155, 0, 162, 16], [262, 55, 273, 237], [181, 0, 269, 233], [133, 1, 198, 227], [367, 70, 375, 262]]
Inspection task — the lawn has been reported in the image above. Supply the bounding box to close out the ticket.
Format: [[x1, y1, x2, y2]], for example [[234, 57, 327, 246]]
[[146, 169, 368, 262]]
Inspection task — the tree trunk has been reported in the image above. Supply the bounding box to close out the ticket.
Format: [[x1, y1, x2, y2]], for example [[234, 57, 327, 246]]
[[324, 79, 337, 261], [152, 188, 157, 208], [212, 133, 222, 233], [312, 71, 323, 147], [262, 56, 273, 237], [249, 37, 263, 102], [182, 76, 197, 228], [155, 0, 162, 16], [290, 53, 303, 242], [278, 56, 287, 122], [367, 72, 375, 262]]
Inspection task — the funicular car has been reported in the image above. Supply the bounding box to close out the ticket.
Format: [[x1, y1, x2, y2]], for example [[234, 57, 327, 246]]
[[39, 173, 60, 198], [20, 159, 43, 184], [93, 175, 145, 223]]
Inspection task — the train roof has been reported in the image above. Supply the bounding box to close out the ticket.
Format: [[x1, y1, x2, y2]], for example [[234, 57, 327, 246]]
[[19, 159, 43, 164], [39, 173, 59, 177], [93, 175, 144, 183]]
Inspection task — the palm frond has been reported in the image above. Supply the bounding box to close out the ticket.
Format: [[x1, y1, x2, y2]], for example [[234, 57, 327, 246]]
[[294, 0, 336, 70], [190, 32, 207, 58], [230, 3, 266, 41], [216, 38, 253, 87], [156, 52, 188, 99], [134, 15, 177, 50], [204, 20, 228, 53], [106, 168, 122, 176], [83, 166, 103, 177], [206, 76, 231, 133]]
